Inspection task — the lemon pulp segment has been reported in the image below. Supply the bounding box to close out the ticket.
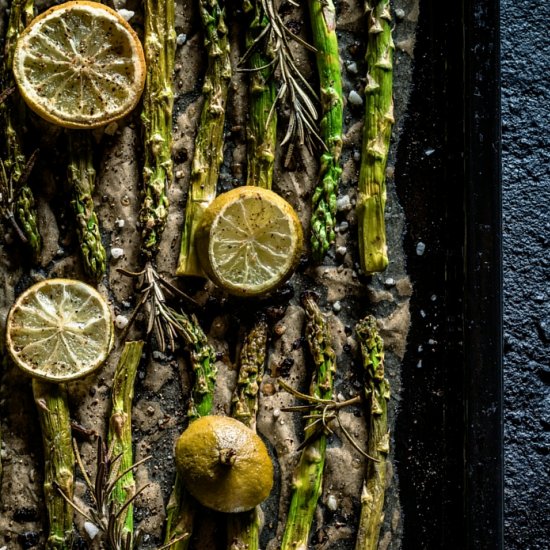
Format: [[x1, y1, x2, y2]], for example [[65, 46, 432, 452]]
[[13, 1, 146, 129], [6, 278, 114, 381], [197, 187, 303, 297]]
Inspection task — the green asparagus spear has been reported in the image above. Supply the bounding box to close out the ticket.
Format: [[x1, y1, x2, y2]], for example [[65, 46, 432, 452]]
[[33, 380, 75, 550], [139, 0, 176, 259], [307, 0, 343, 262], [107, 341, 145, 543], [1, 0, 41, 257], [177, 0, 231, 276], [243, 0, 277, 190], [357, 0, 394, 275], [281, 292, 336, 549], [354, 315, 390, 550], [163, 312, 217, 549], [231, 316, 268, 431], [67, 131, 107, 281], [227, 317, 269, 550]]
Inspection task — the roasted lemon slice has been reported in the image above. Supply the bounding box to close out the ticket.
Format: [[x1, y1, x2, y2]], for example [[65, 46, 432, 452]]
[[12, 1, 146, 129], [196, 186, 304, 297], [6, 278, 114, 382]]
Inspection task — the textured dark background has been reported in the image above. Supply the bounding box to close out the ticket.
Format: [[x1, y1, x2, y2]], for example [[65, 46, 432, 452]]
[[396, 0, 548, 548], [501, 0, 550, 548]]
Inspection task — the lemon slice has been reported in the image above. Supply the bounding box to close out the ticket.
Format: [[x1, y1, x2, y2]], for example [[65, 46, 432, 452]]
[[175, 415, 274, 513], [6, 278, 114, 382], [196, 186, 304, 297], [12, 1, 146, 129]]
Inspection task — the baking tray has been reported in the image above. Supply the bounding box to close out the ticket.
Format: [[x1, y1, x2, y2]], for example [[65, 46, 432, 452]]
[[0, 0, 502, 548], [394, 0, 503, 548]]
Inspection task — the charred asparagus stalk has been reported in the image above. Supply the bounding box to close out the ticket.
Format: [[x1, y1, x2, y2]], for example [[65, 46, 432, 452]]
[[107, 340, 145, 544], [357, 0, 394, 274], [33, 380, 75, 550], [139, 0, 176, 259], [307, 0, 343, 262], [242, 0, 277, 189], [67, 131, 106, 281], [354, 315, 390, 550], [281, 292, 336, 549], [0, 0, 41, 257], [227, 316, 269, 550], [163, 312, 217, 549], [177, 0, 231, 276]]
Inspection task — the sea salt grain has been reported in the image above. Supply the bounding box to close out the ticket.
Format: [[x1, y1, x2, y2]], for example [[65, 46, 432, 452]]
[[111, 247, 124, 260], [117, 9, 135, 21], [84, 521, 100, 540], [348, 90, 363, 106], [416, 241, 426, 256], [115, 315, 129, 330], [336, 195, 352, 212]]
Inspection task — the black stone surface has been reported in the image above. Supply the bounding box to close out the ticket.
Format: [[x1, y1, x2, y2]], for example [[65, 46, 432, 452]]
[[501, 0, 550, 548]]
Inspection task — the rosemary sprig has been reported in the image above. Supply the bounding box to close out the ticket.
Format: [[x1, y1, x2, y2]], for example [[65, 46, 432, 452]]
[[117, 262, 198, 353], [242, 0, 322, 164], [57, 437, 151, 550]]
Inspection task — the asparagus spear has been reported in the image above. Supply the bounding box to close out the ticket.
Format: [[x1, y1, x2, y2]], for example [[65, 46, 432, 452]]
[[227, 316, 269, 550], [107, 340, 145, 544], [354, 315, 390, 550], [67, 131, 106, 281], [307, 0, 343, 262], [33, 380, 75, 550], [281, 292, 336, 549], [163, 312, 217, 549], [0, 0, 41, 258], [176, 0, 231, 276], [139, 0, 176, 260], [242, 0, 277, 190], [357, 0, 394, 275]]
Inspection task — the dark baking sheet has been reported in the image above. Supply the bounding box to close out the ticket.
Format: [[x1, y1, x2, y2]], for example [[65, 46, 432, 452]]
[[395, 0, 502, 548]]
